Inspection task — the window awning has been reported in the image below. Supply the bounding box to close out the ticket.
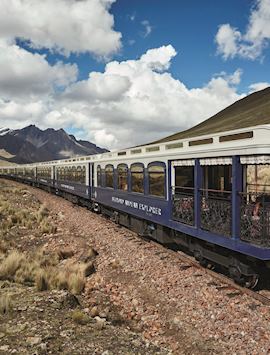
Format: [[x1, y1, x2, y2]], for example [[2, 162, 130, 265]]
[[240, 155, 270, 164], [200, 157, 232, 165], [172, 159, 195, 167]]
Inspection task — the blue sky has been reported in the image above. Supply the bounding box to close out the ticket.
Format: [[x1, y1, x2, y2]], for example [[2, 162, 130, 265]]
[[51, 0, 270, 90], [0, 0, 270, 149], [37, 0, 270, 90]]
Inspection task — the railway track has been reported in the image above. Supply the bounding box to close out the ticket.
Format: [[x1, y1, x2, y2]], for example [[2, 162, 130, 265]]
[[123, 231, 270, 307]]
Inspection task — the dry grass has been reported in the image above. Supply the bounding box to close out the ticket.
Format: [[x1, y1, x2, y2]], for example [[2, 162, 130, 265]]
[[0, 293, 12, 314], [0, 250, 26, 281], [71, 310, 89, 325], [68, 272, 85, 295], [35, 270, 49, 291], [0, 196, 57, 238], [0, 183, 96, 296], [0, 249, 90, 295]]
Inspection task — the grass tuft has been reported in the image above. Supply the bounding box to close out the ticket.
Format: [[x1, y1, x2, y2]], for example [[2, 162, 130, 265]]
[[35, 270, 49, 291], [71, 310, 89, 325], [0, 250, 26, 281], [0, 293, 12, 314]]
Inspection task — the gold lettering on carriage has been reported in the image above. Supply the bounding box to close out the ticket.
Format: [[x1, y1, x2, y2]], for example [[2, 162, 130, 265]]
[[112, 197, 162, 216]]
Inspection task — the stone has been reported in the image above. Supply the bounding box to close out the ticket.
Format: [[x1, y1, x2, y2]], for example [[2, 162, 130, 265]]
[[90, 306, 99, 318], [0, 345, 9, 351], [60, 292, 80, 309], [27, 336, 42, 346], [94, 316, 106, 330]]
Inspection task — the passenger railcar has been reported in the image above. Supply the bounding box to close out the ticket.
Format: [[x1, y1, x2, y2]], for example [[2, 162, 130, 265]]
[[2, 124, 270, 288]]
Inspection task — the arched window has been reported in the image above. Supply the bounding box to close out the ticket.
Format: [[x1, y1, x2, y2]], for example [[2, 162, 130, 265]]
[[148, 163, 166, 197], [71, 166, 77, 182], [117, 164, 128, 191], [105, 165, 114, 188], [97, 165, 101, 187], [76, 165, 84, 184], [131, 163, 144, 193], [81, 166, 86, 184]]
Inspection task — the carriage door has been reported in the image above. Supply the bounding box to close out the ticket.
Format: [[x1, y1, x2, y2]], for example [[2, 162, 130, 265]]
[[171, 160, 195, 226], [200, 158, 232, 236]]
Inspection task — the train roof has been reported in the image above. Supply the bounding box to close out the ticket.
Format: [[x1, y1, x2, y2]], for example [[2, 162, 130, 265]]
[[151, 86, 270, 144]]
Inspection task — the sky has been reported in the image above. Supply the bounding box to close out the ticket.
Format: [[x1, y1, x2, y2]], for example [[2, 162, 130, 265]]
[[0, 0, 270, 150]]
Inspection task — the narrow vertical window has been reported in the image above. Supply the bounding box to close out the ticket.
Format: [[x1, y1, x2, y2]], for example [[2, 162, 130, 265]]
[[117, 164, 128, 191], [105, 165, 114, 188], [97, 165, 101, 187], [131, 163, 144, 193], [148, 163, 165, 197]]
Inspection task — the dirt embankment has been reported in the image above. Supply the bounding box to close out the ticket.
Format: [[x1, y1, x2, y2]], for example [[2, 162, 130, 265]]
[[0, 180, 169, 354]]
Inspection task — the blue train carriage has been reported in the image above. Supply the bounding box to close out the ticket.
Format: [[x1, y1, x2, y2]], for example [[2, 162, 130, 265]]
[[93, 124, 270, 288], [23, 165, 37, 184], [0, 164, 37, 184], [35, 162, 54, 189], [54, 159, 91, 203]]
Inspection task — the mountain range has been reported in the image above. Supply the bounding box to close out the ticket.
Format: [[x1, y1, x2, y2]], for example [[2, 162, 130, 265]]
[[0, 125, 108, 164]]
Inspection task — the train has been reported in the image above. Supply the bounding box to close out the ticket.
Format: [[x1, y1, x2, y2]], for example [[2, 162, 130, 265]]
[[2, 123, 270, 288]]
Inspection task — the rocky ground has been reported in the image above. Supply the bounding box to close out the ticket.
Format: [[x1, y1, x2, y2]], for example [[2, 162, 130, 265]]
[[1, 179, 270, 354]]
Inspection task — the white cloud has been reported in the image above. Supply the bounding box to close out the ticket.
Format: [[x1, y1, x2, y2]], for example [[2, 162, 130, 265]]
[[249, 82, 270, 93], [0, 44, 255, 150], [0, 0, 121, 57], [140, 45, 177, 71], [53, 45, 244, 148], [141, 20, 153, 38], [215, 24, 241, 59], [216, 0, 270, 60], [0, 40, 78, 100]]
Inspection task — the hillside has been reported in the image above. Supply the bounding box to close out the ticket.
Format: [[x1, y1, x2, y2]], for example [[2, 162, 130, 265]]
[[0, 125, 108, 164], [153, 87, 270, 143]]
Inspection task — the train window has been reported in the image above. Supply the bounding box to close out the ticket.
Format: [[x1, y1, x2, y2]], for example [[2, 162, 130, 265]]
[[246, 165, 270, 193], [131, 163, 144, 193], [37, 167, 51, 179], [175, 166, 194, 191], [97, 165, 101, 187], [71, 166, 76, 181], [148, 163, 165, 197], [105, 165, 114, 188], [203, 165, 232, 192], [76, 165, 86, 184], [117, 164, 128, 191]]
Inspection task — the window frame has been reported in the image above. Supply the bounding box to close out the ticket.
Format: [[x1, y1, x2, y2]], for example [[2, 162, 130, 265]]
[[97, 165, 102, 187], [105, 164, 114, 189], [147, 161, 166, 199], [117, 163, 128, 191], [130, 163, 144, 194]]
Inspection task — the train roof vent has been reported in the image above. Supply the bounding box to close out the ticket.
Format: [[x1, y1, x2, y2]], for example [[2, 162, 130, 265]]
[[118, 151, 127, 156], [189, 138, 213, 146], [131, 148, 142, 154], [165, 142, 183, 150], [219, 131, 253, 143], [146, 146, 160, 152]]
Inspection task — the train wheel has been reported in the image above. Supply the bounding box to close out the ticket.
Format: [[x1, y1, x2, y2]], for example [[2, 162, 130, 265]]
[[229, 265, 245, 286], [244, 274, 259, 289]]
